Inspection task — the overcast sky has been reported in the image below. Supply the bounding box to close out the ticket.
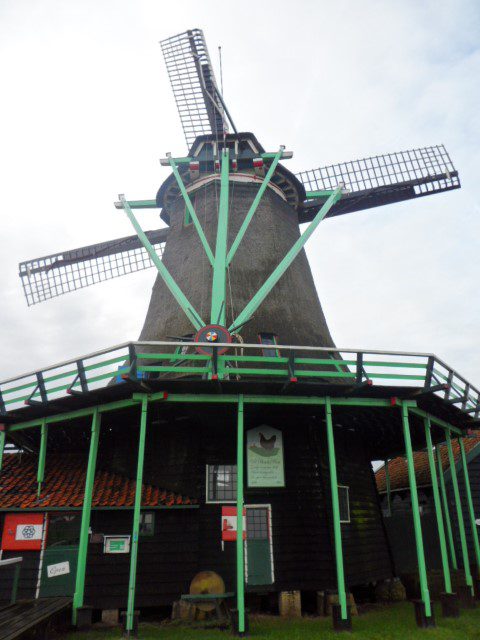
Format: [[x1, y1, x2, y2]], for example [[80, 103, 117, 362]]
[[0, 1, 479, 389]]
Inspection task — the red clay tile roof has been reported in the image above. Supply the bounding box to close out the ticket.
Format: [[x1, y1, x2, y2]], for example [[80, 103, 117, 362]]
[[375, 432, 480, 493], [0, 453, 197, 509]]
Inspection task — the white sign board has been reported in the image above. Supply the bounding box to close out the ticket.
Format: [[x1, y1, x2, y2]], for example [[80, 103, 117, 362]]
[[15, 524, 43, 541], [47, 561, 70, 578], [103, 535, 131, 554], [247, 426, 285, 487]]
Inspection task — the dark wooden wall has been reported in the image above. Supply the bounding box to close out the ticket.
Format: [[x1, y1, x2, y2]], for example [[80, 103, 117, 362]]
[[85, 509, 198, 609], [0, 406, 395, 611]]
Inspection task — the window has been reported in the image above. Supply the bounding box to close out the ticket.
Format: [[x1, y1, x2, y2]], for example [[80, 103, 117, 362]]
[[338, 485, 350, 523], [140, 512, 155, 536], [258, 333, 280, 358], [47, 513, 80, 547], [206, 465, 237, 503]]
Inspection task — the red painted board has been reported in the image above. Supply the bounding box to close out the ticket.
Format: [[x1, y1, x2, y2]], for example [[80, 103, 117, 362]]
[[1, 513, 45, 551]]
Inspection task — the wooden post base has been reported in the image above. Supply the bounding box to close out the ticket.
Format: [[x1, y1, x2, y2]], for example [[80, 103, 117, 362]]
[[76, 606, 93, 630], [230, 608, 249, 636], [121, 610, 139, 637], [332, 604, 352, 631], [458, 585, 476, 609], [440, 592, 460, 618], [413, 600, 435, 628]]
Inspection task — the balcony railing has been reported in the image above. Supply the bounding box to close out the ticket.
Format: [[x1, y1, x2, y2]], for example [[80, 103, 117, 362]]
[[0, 341, 478, 420]]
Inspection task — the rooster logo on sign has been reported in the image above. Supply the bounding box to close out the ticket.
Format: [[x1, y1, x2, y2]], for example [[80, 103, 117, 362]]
[[259, 433, 276, 450]]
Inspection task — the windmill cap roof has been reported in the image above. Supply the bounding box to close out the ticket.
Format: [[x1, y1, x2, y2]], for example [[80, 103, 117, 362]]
[[157, 131, 305, 221]]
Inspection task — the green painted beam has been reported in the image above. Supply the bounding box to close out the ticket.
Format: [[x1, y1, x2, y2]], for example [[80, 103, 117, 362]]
[[160, 156, 192, 165], [119, 195, 204, 331], [120, 199, 158, 209], [36, 420, 48, 498], [436, 444, 458, 570], [168, 158, 214, 265], [401, 404, 432, 617], [8, 398, 137, 432], [0, 430, 5, 472], [73, 409, 101, 624], [325, 397, 348, 620], [7, 393, 415, 434], [229, 186, 342, 332], [409, 408, 463, 436], [126, 396, 148, 634], [424, 417, 452, 593], [458, 437, 480, 576], [445, 431, 473, 591], [236, 395, 246, 634], [226, 147, 284, 266], [210, 149, 230, 325], [385, 459, 392, 517], [305, 189, 340, 199]]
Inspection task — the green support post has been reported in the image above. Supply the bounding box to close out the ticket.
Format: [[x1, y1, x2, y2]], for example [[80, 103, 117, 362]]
[[437, 444, 458, 570], [226, 147, 284, 266], [236, 394, 246, 634], [229, 186, 342, 333], [119, 195, 205, 331], [126, 396, 148, 634], [0, 429, 5, 471], [325, 396, 348, 620], [385, 459, 392, 517], [459, 437, 480, 577], [36, 420, 48, 497], [446, 430, 473, 592], [73, 409, 101, 624], [401, 403, 432, 617], [424, 418, 452, 594], [210, 149, 230, 326], [168, 158, 215, 265]]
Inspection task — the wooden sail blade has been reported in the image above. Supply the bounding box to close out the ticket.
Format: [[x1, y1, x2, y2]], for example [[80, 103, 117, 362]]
[[18, 229, 168, 306], [297, 144, 460, 222], [160, 28, 234, 149]]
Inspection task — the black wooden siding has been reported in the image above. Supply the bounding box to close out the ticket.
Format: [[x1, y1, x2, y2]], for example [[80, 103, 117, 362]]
[[0, 408, 394, 610]]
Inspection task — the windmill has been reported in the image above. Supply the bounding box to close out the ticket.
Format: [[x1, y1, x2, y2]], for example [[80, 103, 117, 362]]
[[5, 28, 474, 637], [19, 27, 460, 355]]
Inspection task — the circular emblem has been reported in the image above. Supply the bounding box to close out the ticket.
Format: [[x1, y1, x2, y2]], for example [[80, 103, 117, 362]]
[[22, 525, 36, 539], [194, 325, 232, 356]]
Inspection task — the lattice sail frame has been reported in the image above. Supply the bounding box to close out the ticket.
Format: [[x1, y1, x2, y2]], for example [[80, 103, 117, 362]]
[[160, 29, 228, 149], [297, 144, 459, 214], [19, 230, 167, 306]]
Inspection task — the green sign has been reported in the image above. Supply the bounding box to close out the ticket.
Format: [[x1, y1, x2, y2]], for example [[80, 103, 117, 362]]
[[247, 426, 285, 488], [104, 535, 131, 554]]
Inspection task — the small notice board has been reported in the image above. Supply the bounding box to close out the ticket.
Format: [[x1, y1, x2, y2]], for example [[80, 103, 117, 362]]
[[103, 535, 131, 554], [247, 426, 285, 488], [221, 507, 246, 541]]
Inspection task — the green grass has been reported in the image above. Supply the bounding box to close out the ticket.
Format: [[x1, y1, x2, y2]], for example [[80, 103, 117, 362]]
[[60, 602, 480, 639]]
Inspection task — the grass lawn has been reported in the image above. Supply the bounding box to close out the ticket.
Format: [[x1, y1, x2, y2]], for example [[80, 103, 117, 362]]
[[59, 602, 480, 639]]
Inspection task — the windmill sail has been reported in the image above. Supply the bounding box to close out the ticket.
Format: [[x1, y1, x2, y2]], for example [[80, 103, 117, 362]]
[[19, 229, 168, 306], [297, 144, 460, 222], [160, 29, 235, 149]]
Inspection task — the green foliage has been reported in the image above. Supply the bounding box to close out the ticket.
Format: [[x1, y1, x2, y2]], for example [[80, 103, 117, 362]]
[[60, 602, 480, 639]]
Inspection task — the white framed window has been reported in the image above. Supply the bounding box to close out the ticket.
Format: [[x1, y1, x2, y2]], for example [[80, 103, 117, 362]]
[[206, 465, 237, 503], [139, 511, 155, 536], [338, 485, 350, 523]]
